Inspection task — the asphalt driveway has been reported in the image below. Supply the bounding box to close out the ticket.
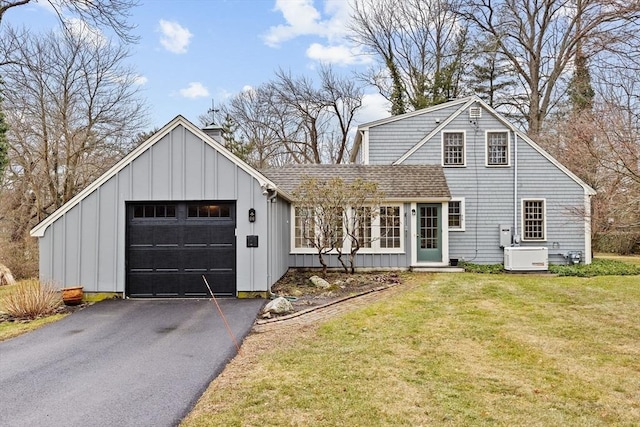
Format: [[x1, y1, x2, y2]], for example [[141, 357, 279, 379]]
[[0, 298, 264, 427]]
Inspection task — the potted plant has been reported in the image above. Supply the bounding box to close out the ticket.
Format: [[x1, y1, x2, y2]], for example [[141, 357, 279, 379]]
[[61, 286, 84, 306]]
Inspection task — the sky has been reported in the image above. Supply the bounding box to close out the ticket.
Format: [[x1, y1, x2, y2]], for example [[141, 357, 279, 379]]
[[4, 0, 390, 131]]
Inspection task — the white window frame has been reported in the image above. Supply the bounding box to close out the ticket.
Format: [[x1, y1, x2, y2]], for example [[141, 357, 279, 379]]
[[485, 130, 510, 167], [521, 199, 547, 242], [290, 204, 404, 254], [448, 198, 465, 231], [441, 130, 466, 167]]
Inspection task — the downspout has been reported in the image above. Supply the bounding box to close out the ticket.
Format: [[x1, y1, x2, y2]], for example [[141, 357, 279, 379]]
[[513, 131, 519, 245]]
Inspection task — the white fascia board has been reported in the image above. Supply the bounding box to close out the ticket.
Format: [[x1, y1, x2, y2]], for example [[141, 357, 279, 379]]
[[357, 96, 476, 131], [30, 115, 284, 237]]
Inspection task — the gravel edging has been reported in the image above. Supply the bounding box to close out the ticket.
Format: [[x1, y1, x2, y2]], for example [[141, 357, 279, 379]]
[[255, 282, 399, 325]]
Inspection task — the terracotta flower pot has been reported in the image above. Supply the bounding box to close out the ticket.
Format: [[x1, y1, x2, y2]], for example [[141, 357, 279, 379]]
[[61, 286, 84, 306]]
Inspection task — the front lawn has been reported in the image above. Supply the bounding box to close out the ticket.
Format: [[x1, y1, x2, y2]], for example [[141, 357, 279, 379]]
[[183, 273, 640, 426]]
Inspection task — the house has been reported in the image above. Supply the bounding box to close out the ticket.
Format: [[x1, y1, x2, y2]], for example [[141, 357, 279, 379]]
[[30, 96, 595, 298]]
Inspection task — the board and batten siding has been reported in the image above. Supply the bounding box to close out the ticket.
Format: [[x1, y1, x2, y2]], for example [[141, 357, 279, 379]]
[[38, 124, 275, 294], [364, 104, 590, 264]]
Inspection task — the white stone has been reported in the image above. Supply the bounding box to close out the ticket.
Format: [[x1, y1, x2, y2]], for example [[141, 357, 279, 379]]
[[309, 275, 331, 289], [263, 297, 294, 315]]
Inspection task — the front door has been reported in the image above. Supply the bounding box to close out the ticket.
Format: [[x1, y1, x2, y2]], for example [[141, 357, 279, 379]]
[[417, 203, 442, 262]]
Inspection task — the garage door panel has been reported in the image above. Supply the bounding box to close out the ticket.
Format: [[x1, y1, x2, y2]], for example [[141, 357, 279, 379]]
[[127, 202, 236, 297]]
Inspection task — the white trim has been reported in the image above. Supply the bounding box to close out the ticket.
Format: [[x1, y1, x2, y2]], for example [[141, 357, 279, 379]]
[[393, 98, 476, 165], [448, 197, 465, 231], [290, 203, 405, 254], [410, 202, 449, 267], [485, 129, 511, 167], [521, 198, 547, 242], [362, 130, 370, 165], [441, 130, 467, 167], [359, 96, 476, 130], [30, 115, 283, 238], [584, 194, 592, 264]]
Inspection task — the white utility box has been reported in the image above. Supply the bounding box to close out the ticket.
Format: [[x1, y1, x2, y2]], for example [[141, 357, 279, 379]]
[[504, 247, 548, 271]]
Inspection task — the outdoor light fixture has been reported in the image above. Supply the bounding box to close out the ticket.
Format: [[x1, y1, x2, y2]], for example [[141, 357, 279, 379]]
[[411, 208, 416, 216], [249, 208, 256, 222]]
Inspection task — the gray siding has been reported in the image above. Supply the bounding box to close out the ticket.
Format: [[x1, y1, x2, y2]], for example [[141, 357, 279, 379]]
[[268, 197, 292, 287], [39, 124, 272, 294], [367, 103, 463, 164], [366, 105, 589, 264]]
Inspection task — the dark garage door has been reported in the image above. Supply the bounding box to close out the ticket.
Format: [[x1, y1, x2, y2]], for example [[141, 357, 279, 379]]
[[126, 202, 236, 297]]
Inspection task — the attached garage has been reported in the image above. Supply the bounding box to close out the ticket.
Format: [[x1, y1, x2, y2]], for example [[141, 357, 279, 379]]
[[126, 201, 236, 297], [30, 116, 291, 298]]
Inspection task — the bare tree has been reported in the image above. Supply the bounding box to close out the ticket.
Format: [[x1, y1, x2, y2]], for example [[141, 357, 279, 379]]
[[460, 0, 640, 136], [293, 176, 384, 275], [220, 66, 364, 166], [0, 27, 147, 243], [349, 0, 470, 114], [0, 0, 139, 43]]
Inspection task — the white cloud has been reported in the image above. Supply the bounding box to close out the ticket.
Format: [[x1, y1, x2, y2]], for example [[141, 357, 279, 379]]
[[66, 18, 107, 46], [263, 0, 351, 47], [158, 19, 192, 54], [306, 43, 373, 66], [241, 85, 254, 93], [134, 75, 148, 85], [357, 92, 391, 124], [179, 82, 209, 99]]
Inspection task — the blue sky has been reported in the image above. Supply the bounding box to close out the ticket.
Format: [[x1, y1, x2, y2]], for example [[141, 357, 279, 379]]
[[4, 0, 389, 130]]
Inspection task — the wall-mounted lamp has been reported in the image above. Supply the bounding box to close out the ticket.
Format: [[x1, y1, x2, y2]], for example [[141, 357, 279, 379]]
[[248, 208, 256, 222], [411, 208, 416, 216]]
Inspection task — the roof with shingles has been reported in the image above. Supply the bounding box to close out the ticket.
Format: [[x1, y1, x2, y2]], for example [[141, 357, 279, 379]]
[[261, 164, 450, 200]]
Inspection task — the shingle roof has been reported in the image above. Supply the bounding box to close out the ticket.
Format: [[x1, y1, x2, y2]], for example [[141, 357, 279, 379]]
[[261, 164, 450, 200]]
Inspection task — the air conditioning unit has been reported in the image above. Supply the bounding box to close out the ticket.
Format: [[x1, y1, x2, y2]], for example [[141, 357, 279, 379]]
[[504, 247, 548, 271]]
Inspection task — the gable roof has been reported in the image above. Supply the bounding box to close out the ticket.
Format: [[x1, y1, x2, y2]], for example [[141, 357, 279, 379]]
[[351, 95, 596, 196], [261, 164, 450, 201], [30, 115, 281, 237]]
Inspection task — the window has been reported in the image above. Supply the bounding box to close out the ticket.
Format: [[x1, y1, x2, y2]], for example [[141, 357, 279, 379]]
[[187, 204, 231, 218], [132, 204, 176, 218], [291, 205, 403, 252], [522, 199, 546, 241], [353, 207, 372, 249], [380, 206, 401, 248], [294, 207, 315, 248], [293, 207, 343, 249], [486, 131, 509, 166], [448, 199, 465, 231], [443, 131, 465, 166]]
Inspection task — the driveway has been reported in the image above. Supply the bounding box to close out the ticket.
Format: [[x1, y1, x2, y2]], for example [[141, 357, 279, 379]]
[[0, 298, 264, 427]]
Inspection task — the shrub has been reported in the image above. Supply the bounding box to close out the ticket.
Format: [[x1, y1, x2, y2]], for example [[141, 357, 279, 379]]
[[459, 262, 504, 274], [1, 280, 62, 319], [549, 258, 640, 277], [593, 232, 640, 255]]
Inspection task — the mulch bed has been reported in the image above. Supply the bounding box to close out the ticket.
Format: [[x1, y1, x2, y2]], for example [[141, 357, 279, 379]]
[[270, 270, 403, 312]]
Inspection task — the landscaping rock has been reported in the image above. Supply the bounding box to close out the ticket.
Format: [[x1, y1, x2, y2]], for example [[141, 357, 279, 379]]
[[263, 297, 294, 315], [0, 264, 16, 286], [309, 275, 331, 289]]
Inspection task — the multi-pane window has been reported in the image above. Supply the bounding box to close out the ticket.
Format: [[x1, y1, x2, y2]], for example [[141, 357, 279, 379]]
[[523, 200, 546, 241], [380, 206, 401, 248], [187, 204, 230, 218], [448, 200, 464, 230], [487, 131, 509, 165], [133, 204, 176, 218], [443, 132, 465, 166], [294, 207, 315, 248], [354, 207, 372, 248]]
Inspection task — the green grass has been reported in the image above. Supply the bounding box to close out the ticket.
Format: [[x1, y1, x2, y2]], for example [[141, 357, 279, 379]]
[[462, 256, 640, 277], [184, 273, 640, 426]]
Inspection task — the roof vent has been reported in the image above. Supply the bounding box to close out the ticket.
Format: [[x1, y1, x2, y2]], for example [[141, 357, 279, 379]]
[[469, 106, 482, 119]]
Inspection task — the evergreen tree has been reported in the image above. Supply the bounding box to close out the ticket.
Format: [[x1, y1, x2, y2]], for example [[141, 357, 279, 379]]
[[567, 48, 595, 113], [221, 114, 253, 162]]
